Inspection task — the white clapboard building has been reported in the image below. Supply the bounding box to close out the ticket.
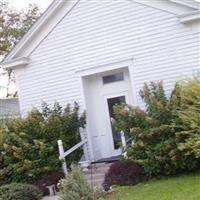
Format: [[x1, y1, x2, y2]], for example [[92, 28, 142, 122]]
[[2, 0, 200, 162]]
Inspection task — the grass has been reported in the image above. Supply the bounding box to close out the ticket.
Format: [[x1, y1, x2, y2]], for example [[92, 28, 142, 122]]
[[106, 173, 200, 200]]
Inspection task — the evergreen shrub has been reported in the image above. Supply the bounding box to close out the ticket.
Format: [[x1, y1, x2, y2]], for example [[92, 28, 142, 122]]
[[59, 165, 99, 200], [0, 102, 86, 184], [113, 81, 200, 176], [0, 183, 42, 200], [177, 77, 200, 159]]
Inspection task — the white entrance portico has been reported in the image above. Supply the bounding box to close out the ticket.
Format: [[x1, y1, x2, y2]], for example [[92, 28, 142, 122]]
[[78, 60, 135, 161]]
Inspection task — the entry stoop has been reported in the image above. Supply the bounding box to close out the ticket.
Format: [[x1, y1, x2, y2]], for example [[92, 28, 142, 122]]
[[82, 162, 112, 187]]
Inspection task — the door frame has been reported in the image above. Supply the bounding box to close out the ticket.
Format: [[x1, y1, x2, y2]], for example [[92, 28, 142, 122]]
[[103, 90, 130, 157], [76, 58, 137, 161]]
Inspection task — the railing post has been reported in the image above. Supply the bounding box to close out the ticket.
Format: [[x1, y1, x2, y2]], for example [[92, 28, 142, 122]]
[[58, 140, 68, 176], [121, 131, 126, 148], [121, 131, 128, 158], [80, 128, 89, 161]]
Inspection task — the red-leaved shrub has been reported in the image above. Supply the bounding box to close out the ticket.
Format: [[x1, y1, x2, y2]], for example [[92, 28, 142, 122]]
[[103, 160, 144, 187], [33, 171, 64, 195]]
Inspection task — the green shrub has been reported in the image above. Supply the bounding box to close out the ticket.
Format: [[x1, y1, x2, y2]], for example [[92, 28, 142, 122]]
[[0, 102, 86, 184], [0, 183, 42, 200], [113, 81, 198, 176], [0, 123, 8, 170], [58, 165, 95, 200], [177, 77, 200, 158]]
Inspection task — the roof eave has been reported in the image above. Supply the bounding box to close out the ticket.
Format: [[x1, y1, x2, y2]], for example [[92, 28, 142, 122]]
[[170, 0, 200, 9], [179, 10, 200, 23], [2, 57, 30, 70]]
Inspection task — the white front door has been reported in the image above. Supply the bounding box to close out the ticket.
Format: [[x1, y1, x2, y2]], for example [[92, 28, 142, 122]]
[[104, 91, 130, 156], [83, 68, 133, 160]]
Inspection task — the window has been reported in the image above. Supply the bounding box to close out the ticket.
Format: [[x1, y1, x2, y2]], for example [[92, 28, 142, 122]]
[[102, 72, 124, 84]]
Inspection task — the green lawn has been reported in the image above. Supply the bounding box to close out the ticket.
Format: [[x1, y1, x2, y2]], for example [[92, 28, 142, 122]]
[[106, 173, 200, 200]]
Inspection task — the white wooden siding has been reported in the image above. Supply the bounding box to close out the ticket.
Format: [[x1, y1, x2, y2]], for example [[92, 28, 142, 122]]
[[15, 0, 200, 113]]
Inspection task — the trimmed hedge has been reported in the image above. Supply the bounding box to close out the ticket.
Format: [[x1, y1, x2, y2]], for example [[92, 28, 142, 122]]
[[0, 183, 42, 200]]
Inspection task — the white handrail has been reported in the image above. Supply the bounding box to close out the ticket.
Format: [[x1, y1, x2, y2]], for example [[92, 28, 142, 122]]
[[57, 139, 87, 175], [63, 139, 87, 159]]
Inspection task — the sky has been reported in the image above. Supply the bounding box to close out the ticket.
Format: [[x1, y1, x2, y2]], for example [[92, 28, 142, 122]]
[[9, 0, 53, 11], [8, 0, 200, 11]]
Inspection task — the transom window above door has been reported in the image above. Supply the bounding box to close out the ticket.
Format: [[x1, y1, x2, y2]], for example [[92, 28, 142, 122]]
[[102, 72, 124, 84]]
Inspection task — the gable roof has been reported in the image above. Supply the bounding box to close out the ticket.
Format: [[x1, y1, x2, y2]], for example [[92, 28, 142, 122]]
[[2, 0, 199, 68]]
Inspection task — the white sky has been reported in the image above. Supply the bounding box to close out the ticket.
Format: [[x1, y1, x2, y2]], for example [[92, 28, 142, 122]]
[[8, 0, 54, 11], [8, 0, 200, 11]]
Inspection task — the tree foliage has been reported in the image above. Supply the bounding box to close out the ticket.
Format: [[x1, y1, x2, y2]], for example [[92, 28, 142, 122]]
[[0, 1, 40, 97], [0, 1, 40, 57]]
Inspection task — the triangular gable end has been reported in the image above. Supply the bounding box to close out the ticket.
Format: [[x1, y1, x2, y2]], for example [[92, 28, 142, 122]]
[[2, 0, 199, 68], [3, 0, 80, 63]]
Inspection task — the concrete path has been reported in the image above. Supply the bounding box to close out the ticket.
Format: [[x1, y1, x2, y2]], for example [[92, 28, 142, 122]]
[[42, 195, 58, 200]]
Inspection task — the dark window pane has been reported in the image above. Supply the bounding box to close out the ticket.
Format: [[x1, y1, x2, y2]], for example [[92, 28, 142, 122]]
[[107, 96, 126, 149], [103, 72, 124, 84]]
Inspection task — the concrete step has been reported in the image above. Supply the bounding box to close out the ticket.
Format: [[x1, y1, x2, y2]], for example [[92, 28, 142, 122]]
[[42, 195, 58, 200], [81, 162, 113, 187], [84, 175, 105, 183], [87, 180, 104, 187], [88, 163, 112, 170], [84, 168, 109, 175], [84, 172, 106, 178]]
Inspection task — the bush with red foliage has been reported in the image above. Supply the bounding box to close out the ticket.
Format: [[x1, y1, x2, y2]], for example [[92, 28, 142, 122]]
[[33, 171, 64, 195], [103, 160, 144, 187]]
